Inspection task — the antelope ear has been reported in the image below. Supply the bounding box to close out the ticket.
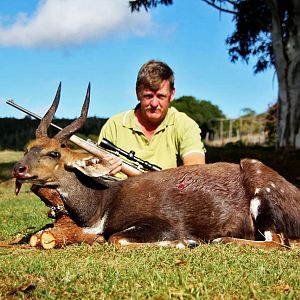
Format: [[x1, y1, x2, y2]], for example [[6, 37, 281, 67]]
[[66, 156, 112, 178]]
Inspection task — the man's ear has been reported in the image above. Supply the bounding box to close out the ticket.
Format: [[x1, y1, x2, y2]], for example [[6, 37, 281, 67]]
[[169, 88, 176, 102], [136, 90, 141, 102]]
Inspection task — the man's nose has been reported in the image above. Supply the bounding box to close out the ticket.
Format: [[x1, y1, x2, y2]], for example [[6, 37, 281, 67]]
[[150, 96, 159, 106]]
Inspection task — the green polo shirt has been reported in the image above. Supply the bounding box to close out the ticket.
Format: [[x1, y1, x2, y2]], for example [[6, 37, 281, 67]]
[[98, 107, 205, 173]]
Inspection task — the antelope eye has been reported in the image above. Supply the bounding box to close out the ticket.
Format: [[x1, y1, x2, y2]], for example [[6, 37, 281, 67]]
[[47, 151, 61, 159]]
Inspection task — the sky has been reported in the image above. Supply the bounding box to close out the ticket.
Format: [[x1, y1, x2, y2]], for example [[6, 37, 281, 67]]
[[0, 0, 278, 120]]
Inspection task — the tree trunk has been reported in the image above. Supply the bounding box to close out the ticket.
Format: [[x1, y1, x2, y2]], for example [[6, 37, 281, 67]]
[[29, 215, 105, 249], [30, 186, 106, 249], [267, 0, 300, 150]]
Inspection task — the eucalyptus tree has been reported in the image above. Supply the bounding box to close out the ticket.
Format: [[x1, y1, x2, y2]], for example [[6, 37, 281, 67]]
[[129, 0, 300, 150]]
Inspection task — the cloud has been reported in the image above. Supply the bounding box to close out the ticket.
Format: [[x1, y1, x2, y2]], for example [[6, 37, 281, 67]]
[[0, 0, 153, 48]]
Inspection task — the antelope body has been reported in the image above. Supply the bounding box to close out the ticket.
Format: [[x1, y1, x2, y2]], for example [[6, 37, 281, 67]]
[[13, 85, 300, 249]]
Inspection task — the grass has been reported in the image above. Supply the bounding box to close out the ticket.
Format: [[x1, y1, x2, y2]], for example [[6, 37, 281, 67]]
[[1, 148, 300, 299], [0, 150, 23, 184]]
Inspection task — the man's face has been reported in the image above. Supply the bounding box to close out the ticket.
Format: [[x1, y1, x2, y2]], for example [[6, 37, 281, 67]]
[[138, 80, 175, 124]]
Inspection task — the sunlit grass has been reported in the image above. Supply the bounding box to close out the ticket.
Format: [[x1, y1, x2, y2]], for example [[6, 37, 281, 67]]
[[0, 150, 23, 163], [0, 150, 23, 184]]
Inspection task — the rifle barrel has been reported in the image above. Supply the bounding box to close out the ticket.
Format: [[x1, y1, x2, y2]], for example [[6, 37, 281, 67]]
[[6, 100, 62, 131]]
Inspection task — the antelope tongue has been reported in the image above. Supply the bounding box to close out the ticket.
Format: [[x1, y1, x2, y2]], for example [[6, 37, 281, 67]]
[[15, 180, 22, 196]]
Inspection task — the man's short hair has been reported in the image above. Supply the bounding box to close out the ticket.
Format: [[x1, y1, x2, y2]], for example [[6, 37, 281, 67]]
[[136, 60, 175, 98]]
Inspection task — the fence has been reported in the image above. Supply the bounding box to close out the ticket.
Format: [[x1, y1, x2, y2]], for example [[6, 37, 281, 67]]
[[205, 116, 267, 146]]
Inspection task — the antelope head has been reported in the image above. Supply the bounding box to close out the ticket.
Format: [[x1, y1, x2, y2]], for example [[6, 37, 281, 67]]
[[13, 83, 91, 195]]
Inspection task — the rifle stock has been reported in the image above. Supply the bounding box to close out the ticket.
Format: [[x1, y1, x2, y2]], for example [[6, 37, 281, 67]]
[[69, 135, 143, 176], [6, 100, 144, 176]]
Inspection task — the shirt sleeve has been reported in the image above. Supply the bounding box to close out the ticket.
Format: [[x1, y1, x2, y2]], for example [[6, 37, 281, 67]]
[[177, 113, 206, 159], [98, 118, 117, 145]]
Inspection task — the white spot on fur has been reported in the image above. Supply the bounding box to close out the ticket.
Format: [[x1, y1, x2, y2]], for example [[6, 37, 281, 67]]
[[254, 188, 261, 195], [57, 188, 68, 200], [157, 241, 172, 247], [117, 239, 131, 246], [83, 212, 108, 235], [122, 226, 136, 232], [256, 170, 262, 174], [55, 165, 59, 170], [212, 238, 222, 243], [250, 197, 261, 220], [280, 189, 285, 194], [265, 187, 271, 193], [264, 231, 273, 241], [176, 243, 186, 249], [251, 159, 258, 163], [270, 182, 276, 188], [184, 239, 198, 247]]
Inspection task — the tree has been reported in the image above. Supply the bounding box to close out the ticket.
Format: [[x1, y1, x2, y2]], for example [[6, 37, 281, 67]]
[[171, 96, 225, 139], [129, 0, 300, 150], [264, 102, 278, 145], [171, 96, 225, 124], [240, 108, 256, 118]]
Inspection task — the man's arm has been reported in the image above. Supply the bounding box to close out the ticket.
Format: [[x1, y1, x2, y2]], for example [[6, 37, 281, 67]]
[[176, 111, 206, 166], [183, 152, 205, 165]]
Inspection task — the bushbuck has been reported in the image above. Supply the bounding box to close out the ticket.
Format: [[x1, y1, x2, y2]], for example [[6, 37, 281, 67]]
[[13, 84, 300, 249]]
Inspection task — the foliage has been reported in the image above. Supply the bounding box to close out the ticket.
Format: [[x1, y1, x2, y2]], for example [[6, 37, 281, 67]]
[[172, 96, 225, 124], [240, 107, 256, 117], [129, 0, 173, 12], [264, 102, 278, 146], [171, 96, 225, 139], [225, 0, 274, 74]]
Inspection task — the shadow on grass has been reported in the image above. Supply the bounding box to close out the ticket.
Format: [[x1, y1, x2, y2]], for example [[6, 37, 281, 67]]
[[206, 145, 300, 188]]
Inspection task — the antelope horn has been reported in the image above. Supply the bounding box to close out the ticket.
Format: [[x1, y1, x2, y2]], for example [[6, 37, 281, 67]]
[[36, 82, 61, 138], [55, 83, 90, 143]]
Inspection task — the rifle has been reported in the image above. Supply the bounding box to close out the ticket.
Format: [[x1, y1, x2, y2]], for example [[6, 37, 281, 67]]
[[6, 100, 161, 176]]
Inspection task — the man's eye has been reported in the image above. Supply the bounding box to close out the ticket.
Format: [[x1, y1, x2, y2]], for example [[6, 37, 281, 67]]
[[47, 151, 61, 159], [158, 95, 167, 100]]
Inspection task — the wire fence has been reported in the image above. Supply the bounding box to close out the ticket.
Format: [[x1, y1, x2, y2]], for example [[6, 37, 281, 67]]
[[205, 116, 267, 146]]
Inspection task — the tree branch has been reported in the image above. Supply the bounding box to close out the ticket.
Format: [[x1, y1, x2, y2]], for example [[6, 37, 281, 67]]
[[201, 0, 237, 14]]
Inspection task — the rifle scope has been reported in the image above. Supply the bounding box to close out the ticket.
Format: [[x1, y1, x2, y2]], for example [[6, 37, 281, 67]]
[[99, 138, 162, 172]]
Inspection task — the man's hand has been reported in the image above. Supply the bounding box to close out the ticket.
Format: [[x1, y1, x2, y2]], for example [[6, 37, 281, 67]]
[[104, 155, 123, 176]]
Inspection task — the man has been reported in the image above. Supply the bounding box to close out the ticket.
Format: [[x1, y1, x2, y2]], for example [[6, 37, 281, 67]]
[[98, 60, 205, 177]]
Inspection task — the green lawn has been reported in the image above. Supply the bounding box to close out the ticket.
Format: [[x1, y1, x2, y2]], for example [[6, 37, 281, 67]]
[[1, 149, 300, 299]]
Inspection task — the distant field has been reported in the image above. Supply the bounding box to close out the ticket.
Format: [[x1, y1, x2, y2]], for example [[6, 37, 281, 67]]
[[0, 151, 23, 183], [1, 148, 300, 299], [0, 150, 23, 163]]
